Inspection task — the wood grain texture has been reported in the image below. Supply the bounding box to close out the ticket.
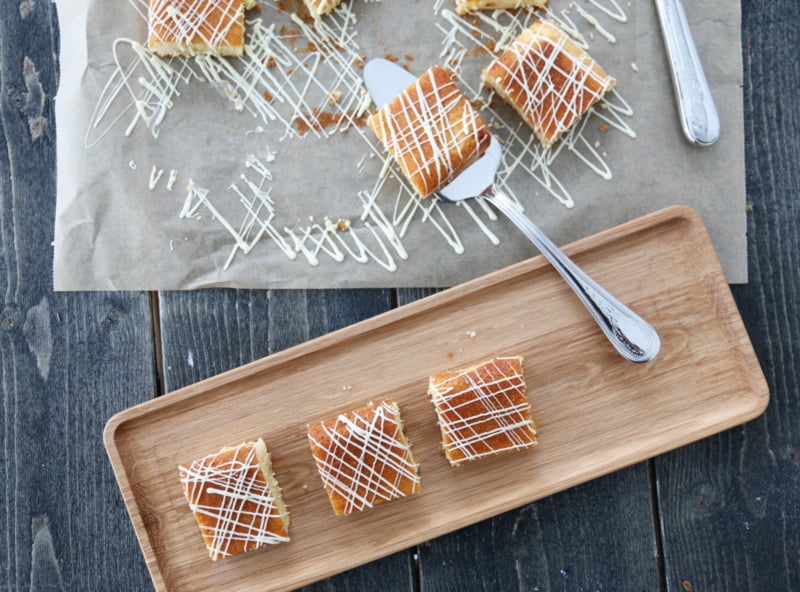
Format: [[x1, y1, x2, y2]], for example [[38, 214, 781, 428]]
[[158, 288, 415, 591], [3, 0, 799, 590], [107, 208, 767, 591], [655, 1, 800, 590], [397, 291, 661, 592], [0, 3, 156, 591]]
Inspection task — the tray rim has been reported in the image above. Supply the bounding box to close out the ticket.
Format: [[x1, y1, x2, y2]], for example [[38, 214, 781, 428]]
[[103, 204, 769, 591]]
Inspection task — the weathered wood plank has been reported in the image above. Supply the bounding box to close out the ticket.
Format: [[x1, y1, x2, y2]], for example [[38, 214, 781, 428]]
[[654, 0, 800, 590], [397, 289, 661, 591], [2, 0, 796, 589], [158, 288, 415, 591], [0, 2, 156, 591], [419, 466, 659, 591]]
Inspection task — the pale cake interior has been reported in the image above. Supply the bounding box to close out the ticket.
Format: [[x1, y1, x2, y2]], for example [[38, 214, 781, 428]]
[[455, 0, 548, 16], [148, 0, 257, 57]]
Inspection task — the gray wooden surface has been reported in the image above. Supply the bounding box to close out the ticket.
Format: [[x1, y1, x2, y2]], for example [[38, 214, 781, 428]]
[[2, 0, 798, 590]]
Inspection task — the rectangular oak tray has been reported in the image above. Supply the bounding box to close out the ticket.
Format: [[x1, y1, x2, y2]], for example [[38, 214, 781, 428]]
[[104, 205, 768, 591]]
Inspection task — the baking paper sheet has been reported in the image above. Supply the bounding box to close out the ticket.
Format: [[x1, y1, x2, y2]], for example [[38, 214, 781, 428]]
[[54, 0, 746, 290]]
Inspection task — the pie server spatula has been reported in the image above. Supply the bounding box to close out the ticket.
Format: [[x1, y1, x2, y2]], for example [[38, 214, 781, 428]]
[[363, 58, 660, 363]]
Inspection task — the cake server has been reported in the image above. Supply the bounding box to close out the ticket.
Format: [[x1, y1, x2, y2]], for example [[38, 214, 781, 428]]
[[655, 0, 720, 146], [363, 58, 660, 363]]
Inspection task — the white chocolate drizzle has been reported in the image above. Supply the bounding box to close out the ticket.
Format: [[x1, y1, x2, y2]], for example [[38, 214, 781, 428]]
[[148, 0, 246, 53], [149, 165, 164, 189], [437, 8, 634, 208], [91, 0, 634, 277], [369, 66, 489, 197], [572, 3, 617, 44], [305, 0, 343, 20], [307, 401, 420, 515], [584, 0, 627, 24], [179, 440, 289, 560], [429, 356, 537, 465], [485, 20, 616, 148]]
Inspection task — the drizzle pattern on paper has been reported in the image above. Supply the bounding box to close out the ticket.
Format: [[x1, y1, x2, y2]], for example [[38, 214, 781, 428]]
[[90, 0, 635, 273]]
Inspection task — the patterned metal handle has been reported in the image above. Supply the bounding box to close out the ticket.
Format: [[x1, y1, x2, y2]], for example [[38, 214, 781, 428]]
[[655, 0, 720, 146], [485, 187, 661, 363]]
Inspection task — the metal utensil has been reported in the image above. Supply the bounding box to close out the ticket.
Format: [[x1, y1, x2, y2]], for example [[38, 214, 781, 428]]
[[655, 0, 720, 146], [363, 58, 661, 363]]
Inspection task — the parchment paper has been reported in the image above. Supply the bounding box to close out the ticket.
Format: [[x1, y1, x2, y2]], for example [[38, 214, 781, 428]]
[[54, 0, 746, 290]]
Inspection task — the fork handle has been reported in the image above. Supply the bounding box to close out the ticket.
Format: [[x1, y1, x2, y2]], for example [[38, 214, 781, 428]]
[[484, 187, 661, 363], [655, 0, 720, 146]]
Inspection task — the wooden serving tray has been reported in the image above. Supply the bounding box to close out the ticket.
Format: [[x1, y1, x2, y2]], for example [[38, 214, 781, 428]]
[[104, 205, 768, 592]]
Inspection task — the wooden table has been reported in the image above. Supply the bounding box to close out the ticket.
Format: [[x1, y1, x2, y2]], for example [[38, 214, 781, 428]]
[[1, 0, 798, 590]]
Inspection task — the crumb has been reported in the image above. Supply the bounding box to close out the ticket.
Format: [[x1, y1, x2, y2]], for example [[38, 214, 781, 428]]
[[328, 90, 342, 105], [631, 62, 639, 72], [336, 219, 350, 231], [466, 330, 477, 338], [447, 351, 454, 358], [598, 124, 610, 132]]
